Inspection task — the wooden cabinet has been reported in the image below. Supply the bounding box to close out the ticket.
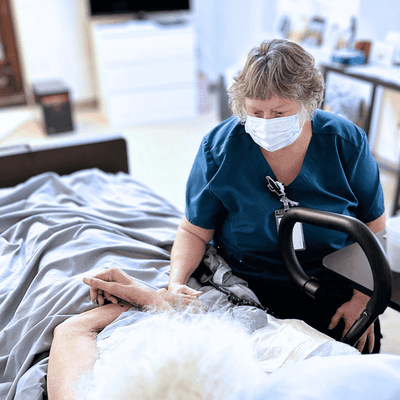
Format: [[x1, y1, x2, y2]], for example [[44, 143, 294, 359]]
[[0, 0, 26, 108], [91, 20, 198, 127]]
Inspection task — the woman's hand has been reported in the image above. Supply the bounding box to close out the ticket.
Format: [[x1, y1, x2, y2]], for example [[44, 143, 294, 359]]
[[83, 267, 172, 310], [157, 287, 207, 312], [329, 290, 374, 353], [168, 283, 202, 300]]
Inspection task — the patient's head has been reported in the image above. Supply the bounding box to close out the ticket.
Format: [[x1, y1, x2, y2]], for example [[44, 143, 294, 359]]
[[79, 311, 267, 400]]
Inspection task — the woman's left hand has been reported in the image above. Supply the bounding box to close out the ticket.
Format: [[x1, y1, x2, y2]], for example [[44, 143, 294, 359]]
[[329, 290, 373, 353]]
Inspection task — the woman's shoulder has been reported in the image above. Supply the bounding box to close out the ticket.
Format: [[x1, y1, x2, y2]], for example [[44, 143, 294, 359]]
[[202, 116, 248, 155], [312, 109, 367, 147]]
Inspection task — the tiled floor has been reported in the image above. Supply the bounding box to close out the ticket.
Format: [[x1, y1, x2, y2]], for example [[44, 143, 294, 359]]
[[2, 94, 399, 354]]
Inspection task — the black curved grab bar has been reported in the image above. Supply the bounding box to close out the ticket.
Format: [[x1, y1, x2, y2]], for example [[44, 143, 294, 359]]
[[278, 207, 392, 348]]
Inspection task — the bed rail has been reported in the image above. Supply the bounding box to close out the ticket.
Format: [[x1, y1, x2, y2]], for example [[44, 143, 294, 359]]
[[0, 134, 129, 188], [278, 207, 392, 347]]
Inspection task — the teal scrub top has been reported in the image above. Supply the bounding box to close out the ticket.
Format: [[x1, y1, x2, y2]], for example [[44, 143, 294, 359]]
[[185, 110, 385, 283]]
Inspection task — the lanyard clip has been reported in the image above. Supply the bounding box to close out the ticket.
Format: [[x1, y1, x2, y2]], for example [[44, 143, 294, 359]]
[[266, 176, 299, 209], [281, 195, 299, 210], [266, 176, 285, 197]]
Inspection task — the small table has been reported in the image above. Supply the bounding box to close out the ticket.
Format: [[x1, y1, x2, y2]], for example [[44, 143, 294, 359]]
[[323, 231, 400, 312]]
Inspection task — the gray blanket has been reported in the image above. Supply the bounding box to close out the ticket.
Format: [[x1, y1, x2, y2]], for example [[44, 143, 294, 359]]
[[0, 169, 271, 400], [0, 169, 184, 399]]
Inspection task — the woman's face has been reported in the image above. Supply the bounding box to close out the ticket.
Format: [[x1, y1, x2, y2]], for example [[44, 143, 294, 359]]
[[245, 95, 301, 120]]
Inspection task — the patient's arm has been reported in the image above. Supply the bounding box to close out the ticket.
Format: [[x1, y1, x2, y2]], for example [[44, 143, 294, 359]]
[[83, 267, 204, 311], [83, 267, 173, 309], [48, 271, 182, 399], [47, 303, 129, 400]]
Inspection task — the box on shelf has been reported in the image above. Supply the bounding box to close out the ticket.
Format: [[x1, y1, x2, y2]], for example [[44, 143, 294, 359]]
[[33, 80, 74, 135]]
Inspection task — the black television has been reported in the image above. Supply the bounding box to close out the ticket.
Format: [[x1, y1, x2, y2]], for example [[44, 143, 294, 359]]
[[89, 0, 190, 17]]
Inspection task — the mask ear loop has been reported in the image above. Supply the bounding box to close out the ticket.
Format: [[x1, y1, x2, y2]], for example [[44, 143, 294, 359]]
[[298, 106, 309, 135], [299, 119, 306, 135]]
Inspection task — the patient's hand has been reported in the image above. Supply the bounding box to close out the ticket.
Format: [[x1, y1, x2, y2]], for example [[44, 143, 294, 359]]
[[83, 267, 173, 310], [83, 267, 135, 305]]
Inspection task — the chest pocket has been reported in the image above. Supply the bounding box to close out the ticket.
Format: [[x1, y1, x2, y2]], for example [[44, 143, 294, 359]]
[[229, 206, 279, 254]]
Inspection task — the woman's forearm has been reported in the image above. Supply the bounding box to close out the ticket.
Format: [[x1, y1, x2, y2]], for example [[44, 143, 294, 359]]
[[169, 218, 214, 288], [47, 304, 129, 400], [366, 213, 386, 233], [169, 230, 206, 286]]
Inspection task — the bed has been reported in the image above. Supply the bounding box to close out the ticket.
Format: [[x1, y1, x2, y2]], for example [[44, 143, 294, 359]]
[[1, 134, 400, 400]]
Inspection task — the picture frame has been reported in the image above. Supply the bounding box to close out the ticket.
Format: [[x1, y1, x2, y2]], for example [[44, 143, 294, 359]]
[[322, 70, 374, 134], [370, 41, 396, 67], [370, 88, 400, 170]]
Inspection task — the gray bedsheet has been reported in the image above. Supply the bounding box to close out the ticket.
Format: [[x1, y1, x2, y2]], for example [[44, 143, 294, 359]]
[[0, 169, 271, 400]]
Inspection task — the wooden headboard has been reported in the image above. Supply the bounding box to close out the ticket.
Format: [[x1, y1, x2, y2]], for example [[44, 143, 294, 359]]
[[0, 134, 129, 188]]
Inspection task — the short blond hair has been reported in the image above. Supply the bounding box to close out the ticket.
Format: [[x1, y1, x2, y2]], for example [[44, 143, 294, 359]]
[[228, 39, 325, 122]]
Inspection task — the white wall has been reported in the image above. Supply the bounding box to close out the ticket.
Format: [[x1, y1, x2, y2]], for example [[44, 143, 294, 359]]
[[358, 0, 400, 41], [10, 0, 95, 103], [8, 0, 400, 106], [193, 0, 277, 83]]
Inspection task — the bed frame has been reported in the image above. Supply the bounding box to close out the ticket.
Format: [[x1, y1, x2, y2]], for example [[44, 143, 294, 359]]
[[0, 134, 129, 188]]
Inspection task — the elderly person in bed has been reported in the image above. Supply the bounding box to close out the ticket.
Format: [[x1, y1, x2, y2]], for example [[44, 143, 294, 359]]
[[47, 267, 400, 400], [47, 267, 267, 400], [168, 38, 386, 354]]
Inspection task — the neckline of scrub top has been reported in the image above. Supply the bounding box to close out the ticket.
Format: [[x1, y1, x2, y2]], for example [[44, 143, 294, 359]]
[[253, 126, 317, 196]]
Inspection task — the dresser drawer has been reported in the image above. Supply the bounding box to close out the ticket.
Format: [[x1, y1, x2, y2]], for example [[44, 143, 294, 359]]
[[104, 58, 195, 92], [107, 85, 197, 127], [97, 26, 194, 64]]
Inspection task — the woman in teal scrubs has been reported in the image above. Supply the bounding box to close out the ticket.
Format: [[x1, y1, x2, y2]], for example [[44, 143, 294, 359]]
[[168, 39, 386, 353]]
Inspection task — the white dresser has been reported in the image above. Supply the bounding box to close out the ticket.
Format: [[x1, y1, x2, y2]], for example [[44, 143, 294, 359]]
[[91, 20, 198, 127]]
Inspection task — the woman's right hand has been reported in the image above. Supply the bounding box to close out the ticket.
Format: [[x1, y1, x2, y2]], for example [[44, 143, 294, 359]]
[[168, 283, 202, 300]]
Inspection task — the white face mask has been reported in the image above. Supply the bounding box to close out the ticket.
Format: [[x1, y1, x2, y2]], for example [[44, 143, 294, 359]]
[[245, 113, 305, 152]]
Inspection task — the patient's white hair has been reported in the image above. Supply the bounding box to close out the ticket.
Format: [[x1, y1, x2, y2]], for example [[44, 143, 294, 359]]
[[79, 311, 267, 400]]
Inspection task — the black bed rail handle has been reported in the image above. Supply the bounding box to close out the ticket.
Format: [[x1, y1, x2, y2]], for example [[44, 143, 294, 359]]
[[278, 207, 392, 347]]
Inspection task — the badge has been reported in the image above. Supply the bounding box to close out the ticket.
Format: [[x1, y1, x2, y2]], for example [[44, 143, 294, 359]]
[[275, 208, 306, 251], [266, 176, 306, 251]]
